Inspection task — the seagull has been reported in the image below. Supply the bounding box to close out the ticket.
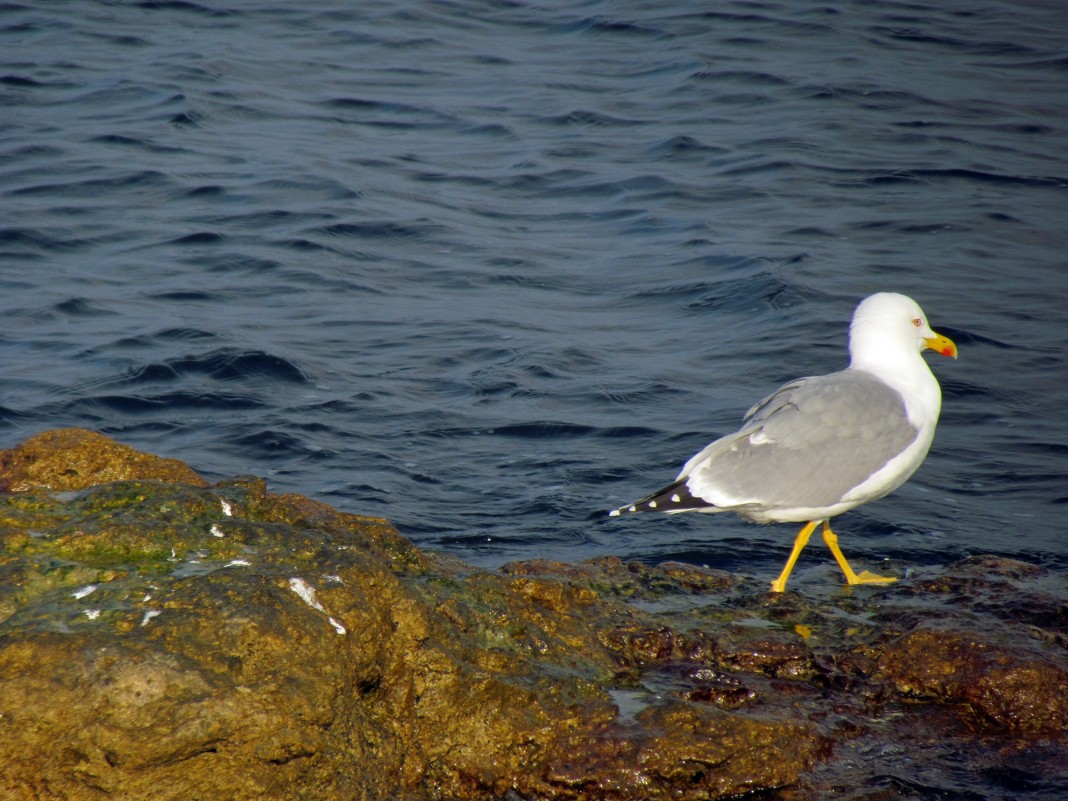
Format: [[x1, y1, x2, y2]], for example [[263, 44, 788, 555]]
[[609, 292, 957, 592]]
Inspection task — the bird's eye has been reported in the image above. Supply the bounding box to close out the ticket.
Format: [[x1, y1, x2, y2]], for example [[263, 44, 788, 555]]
[[912, 317, 922, 327]]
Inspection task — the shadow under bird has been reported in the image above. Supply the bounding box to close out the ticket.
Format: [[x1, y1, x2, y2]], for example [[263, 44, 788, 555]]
[[609, 292, 958, 592]]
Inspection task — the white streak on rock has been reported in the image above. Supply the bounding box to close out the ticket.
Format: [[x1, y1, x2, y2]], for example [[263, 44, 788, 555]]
[[140, 609, 162, 627], [288, 577, 346, 635]]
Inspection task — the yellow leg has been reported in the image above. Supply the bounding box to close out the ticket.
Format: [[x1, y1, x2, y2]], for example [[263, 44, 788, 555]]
[[821, 521, 897, 586], [770, 520, 819, 592]]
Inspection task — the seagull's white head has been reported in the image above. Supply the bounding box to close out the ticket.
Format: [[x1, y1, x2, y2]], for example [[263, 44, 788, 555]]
[[849, 292, 957, 367]]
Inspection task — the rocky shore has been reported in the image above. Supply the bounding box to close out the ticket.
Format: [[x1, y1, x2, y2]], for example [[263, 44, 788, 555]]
[[0, 429, 1064, 800]]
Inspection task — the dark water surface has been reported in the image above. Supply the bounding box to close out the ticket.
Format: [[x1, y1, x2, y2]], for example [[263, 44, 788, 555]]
[[2, 1, 1067, 792]]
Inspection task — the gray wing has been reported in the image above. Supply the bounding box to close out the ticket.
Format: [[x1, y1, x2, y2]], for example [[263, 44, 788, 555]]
[[681, 369, 920, 511]]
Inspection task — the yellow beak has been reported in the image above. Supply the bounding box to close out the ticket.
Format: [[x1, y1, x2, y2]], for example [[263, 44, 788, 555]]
[[924, 331, 958, 359]]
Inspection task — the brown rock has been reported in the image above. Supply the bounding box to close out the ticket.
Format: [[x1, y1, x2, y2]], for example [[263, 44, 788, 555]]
[[543, 702, 823, 800], [0, 430, 825, 801], [0, 431, 1064, 799], [875, 627, 1068, 736], [0, 428, 206, 491]]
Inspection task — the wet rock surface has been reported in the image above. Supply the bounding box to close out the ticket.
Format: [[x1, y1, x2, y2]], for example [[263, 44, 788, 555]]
[[0, 429, 1064, 800]]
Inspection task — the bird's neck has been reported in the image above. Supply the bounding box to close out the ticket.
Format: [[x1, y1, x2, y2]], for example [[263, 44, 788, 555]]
[[850, 345, 942, 430]]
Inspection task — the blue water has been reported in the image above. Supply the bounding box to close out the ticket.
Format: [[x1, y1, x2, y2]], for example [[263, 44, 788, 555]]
[[3, 6, 1067, 583]]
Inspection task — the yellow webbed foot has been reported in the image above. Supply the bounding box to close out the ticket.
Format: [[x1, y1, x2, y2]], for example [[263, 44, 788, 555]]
[[821, 522, 898, 587], [849, 570, 898, 585]]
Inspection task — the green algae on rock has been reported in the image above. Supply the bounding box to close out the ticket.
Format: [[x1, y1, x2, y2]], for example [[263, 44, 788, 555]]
[[0, 430, 1064, 800]]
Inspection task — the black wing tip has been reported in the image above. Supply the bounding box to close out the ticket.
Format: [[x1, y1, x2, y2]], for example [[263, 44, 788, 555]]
[[609, 479, 714, 516]]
